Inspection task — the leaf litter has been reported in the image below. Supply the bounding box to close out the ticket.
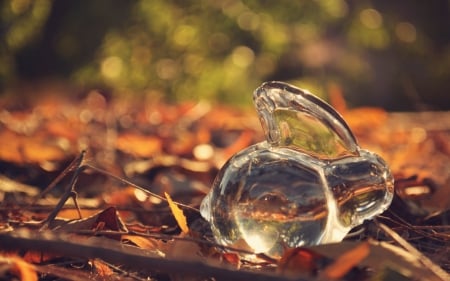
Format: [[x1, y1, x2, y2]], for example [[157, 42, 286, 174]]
[[0, 89, 449, 280]]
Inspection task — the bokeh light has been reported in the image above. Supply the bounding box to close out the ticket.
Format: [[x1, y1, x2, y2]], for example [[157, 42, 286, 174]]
[[395, 22, 417, 43], [0, 0, 449, 110]]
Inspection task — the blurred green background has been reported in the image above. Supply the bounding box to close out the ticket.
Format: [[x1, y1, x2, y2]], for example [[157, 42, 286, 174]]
[[1, 0, 449, 110]]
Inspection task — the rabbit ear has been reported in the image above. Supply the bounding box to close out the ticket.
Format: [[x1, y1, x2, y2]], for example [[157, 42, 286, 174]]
[[253, 81, 359, 160]]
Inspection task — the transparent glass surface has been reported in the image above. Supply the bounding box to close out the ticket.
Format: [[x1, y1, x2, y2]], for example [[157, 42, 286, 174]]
[[325, 149, 394, 227], [200, 81, 394, 259], [253, 81, 359, 160]]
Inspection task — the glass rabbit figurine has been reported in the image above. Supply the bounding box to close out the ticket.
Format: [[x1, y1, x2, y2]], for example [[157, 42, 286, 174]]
[[200, 81, 394, 259]]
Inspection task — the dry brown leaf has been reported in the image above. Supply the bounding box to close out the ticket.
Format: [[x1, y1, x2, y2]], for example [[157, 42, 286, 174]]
[[328, 82, 347, 114], [277, 247, 328, 276], [23, 251, 59, 264], [122, 235, 159, 250], [344, 107, 388, 134], [166, 131, 197, 155], [116, 132, 162, 157], [22, 140, 66, 163], [104, 186, 137, 206], [164, 235, 202, 261], [121, 235, 167, 258], [35, 264, 95, 281], [322, 241, 370, 279], [308, 241, 445, 281], [0, 130, 24, 163], [0, 254, 38, 281], [0, 130, 67, 164], [92, 259, 114, 277], [0, 175, 40, 196], [222, 129, 254, 160], [163, 236, 204, 281], [50, 207, 128, 233], [44, 120, 80, 141], [56, 208, 102, 221], [221, 252, 241, 268], [165, 192, 189, 234]]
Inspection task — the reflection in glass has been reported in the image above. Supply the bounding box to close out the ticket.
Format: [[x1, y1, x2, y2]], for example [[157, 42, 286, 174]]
[[201, 81, 394, 259]]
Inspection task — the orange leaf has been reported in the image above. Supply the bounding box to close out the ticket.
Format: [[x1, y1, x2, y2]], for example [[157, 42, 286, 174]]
[[164, 192, 189, 234], [0, 130, 67, 164], [23, 251, 58, 263], [116, 133, 162, 157], [23, 140, 66, 163], [322, 241, 370, 279], [50, 207, 128, 234], [122, 235, 159, 250], [222, 252, 241, 268], [1, 255, 38, 281], [278, 247, 328, 276], [222, 129, 254, 160], [92, 259, 114, 277], [328, 82, 347, 114]]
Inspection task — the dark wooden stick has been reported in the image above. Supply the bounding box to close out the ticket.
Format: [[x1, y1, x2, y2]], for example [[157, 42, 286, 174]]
[[0, 230, 308, 281]]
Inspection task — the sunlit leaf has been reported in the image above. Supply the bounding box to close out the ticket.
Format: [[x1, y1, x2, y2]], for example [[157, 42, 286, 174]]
[[50, 207, 128, 233], [278, 247, 329, 276], [165, 192, 189, 234], [92, 259, 114, 277], [322, 241, 370, 279], [0, 254, 38, 281], [116, 133, 162, 157]]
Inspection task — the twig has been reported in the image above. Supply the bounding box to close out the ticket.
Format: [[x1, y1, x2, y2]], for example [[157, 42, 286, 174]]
[[40, 151, 87, 230], [61, 229, 260, 257], [35, 151, 199, 232], [375, 219, 449, 281], [83, 163, 200, 213], [0, 230, 308, 281], [381, 213, 450, 241], [96, 260, 148, 281], [33, 150, 86, 204]]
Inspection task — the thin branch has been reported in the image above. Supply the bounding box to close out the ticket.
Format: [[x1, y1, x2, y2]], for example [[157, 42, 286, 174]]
[[0, 230, 307, 281], [84, 163, 200, 213], [40, 151, 86, 230], [33, 150, 86, 204], [375, 219, 449, 281]]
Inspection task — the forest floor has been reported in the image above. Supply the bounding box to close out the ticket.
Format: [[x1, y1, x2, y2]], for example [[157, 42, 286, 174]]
[[0, 87, 449, 280]]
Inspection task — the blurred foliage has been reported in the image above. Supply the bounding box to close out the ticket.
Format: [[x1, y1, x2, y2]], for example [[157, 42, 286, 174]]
[[0, 0, 449, 110]]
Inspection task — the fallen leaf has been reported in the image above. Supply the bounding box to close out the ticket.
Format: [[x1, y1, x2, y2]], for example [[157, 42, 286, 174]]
[[222, 129, 254, 160], [0, 130, 67, 164], [116, 132, 162, 157], [50, 207, 128, 234], [322, 241, 370, 279], [277, 247, 329, 276], [0, 254, 38, 281], [23, 251, 59, 263], [165, 131, 197, 155], [221, 252, 241, 268], [328, 82, 347, 114], [23, 139, 66, 163], [308, 240, 446, 281], [0, 175, 39, 196], [44, 120, 80, 141], [35, 264, 95, 281], [92, 259, 114, 277], [344, 107, 388, 134], [165, 192, 189, 234], [164, 234, 204, 281], [122, 235, 159, 250]]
